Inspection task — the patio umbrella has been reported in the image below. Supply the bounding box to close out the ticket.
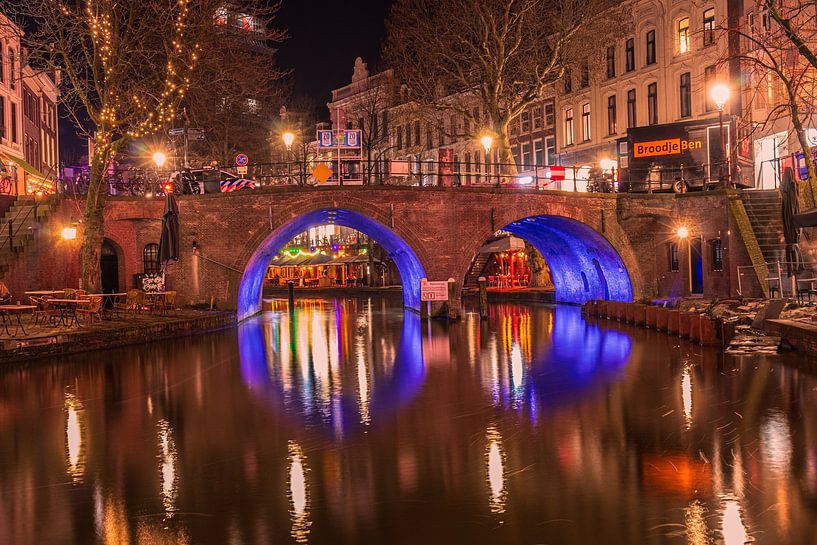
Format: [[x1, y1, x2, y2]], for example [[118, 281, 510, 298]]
[[157, 193, 180, 272], [780, 167, 804, 277]]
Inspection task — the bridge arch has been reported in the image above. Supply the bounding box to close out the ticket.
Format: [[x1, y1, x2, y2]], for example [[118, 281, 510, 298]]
[[237, 208, 427, 320], [464, 214, 633, 304]]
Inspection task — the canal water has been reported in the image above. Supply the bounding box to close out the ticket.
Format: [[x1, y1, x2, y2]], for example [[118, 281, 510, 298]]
[[1, 296, 816, 544]]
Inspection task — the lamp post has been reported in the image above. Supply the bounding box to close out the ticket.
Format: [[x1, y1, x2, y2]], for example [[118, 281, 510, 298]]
[[676, 226, 694, 294], [283, 131, 295, 185], [710, 83, 731, 188], [152, 151, 167, 169], [480, 134, 493, 185]]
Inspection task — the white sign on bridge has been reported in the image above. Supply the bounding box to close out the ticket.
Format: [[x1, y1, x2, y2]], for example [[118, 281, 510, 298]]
[[421, 280, 449, 301]]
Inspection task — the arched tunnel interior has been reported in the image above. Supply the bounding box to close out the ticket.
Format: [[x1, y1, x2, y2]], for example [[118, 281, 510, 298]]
[[237, 208, 427, 320], [473, 215, 633, 304]]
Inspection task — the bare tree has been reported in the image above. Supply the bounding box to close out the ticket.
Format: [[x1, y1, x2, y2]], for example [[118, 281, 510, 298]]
[[725, 2, 817, 205], [7, 0, 284, 290], [185, 3, 288, 167], [384, 0, 629, 173]]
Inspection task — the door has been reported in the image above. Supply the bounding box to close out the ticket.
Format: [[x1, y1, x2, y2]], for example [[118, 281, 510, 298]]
[[100, 241, 119, 294], [754, 135, 780, 189], [689, 238, 704, 295]]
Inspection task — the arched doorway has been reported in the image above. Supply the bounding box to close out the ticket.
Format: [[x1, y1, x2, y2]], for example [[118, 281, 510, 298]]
[[237, 208, 427, 321], [465, 215, 632, 304], [100, 239, 120, 294]]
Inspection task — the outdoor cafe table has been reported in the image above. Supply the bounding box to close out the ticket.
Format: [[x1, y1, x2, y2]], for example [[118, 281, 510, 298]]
[[47, 299, 91, 327], [24, 290, 64, 303], [87, 293, 128, 319], [0, 305, 36, 337], [143, 292, 170, 314]]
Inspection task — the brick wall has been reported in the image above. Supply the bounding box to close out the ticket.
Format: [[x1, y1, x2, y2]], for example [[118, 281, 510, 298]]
[[3, 188, 761, 313]]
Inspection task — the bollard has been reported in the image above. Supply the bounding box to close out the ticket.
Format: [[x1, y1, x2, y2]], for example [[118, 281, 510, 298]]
[[478, 276, 488, 318], [287, 280, 295, 312], [447, 278, 459, 320]]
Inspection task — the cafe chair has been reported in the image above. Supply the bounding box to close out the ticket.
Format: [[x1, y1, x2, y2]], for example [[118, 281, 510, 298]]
[[74, 289, 88, 299], [114, 290, 142, 314], [31, 296, 58, 326], [77, 296, 103, 324], [63, 288, 77, 299]]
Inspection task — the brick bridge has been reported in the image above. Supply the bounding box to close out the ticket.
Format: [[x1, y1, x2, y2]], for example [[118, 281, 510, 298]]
[[11, 187, 764, 320]]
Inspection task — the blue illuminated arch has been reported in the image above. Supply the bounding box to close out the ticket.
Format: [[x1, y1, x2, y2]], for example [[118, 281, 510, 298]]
[[503, 216, 632, 303], [237, 208, 426, 320]]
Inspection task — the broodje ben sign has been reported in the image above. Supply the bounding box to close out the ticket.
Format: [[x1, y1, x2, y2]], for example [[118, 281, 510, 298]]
[[633, 138, 703, 158]]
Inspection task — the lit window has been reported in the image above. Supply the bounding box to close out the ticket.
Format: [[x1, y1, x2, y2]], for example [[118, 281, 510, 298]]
[[670, 244, 680, 271], [703, 9, 715, 45], [711, 239, 723, 271], [564, 109, 574, 146], [581, 103, 591, 141], [678, 17, 690, 53]]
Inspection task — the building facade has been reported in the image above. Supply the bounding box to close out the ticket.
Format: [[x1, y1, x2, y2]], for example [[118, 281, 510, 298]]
[[0, 13, 60, 196], [330, 0, 811, 192]]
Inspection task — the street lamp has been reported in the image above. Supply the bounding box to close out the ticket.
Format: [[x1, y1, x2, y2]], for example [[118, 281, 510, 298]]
[[676, 226, 689, 239], [480, 134, 494, 185], [282, 131, 295, 184], [61, 226, 78, 240], [152, 151, 167, 169], [710, 83, 731, 188]]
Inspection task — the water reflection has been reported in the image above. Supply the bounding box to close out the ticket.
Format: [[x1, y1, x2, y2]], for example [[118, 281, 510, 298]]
[[288, 441, 311, 543], [485, 426, 507, 515], [0, 297, 816, 544], [238, 299, 424, 436], [473, 305, 632, 415], [64, 392, 86, 482]]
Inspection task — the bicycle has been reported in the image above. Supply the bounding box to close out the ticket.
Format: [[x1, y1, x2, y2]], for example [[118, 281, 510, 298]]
[[0, 174, 13, 195]]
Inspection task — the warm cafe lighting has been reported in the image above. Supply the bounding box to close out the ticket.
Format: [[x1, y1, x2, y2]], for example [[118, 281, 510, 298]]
[[676, 226, 690, 239], [152, 151, 167, 168], [710, 83, 730, 111], [61, 227, 78, 240], [480, 134, 493, 154], [600, 158, 617, 172], [282, 131, 295, 151]]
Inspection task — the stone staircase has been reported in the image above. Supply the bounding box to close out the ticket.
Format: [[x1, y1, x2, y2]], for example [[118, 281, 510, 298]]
[[740, 190, 785, 266], [463, 252, 493, 289], [0, 197, 57, 275]]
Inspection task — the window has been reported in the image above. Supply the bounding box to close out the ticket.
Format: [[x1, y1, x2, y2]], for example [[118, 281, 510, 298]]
[[606, 46, 616, 78], [647, 82, 658, 125], [0, 48, 3, 84], [646, 30, 656, 65], [564, 108, 574, 146], [580, 62, 589, 88], [703, 8, 715, 45], [381, 111, 389, 139], [10, 103, 16, 143], [512, 146, 520, 168], [144, 244, 160, 275], [0, 98, 4, 140], [704, 65, 717, 111], [678, 17, 690, 53], [545, 136, 556, 165], [607, 95, 617, 135], [414, 121, 420, 147], [396, 125, 403, 150], [670, 243, 680, 272], [534, 140, 543, 166], [8, 49, 14, 90], [521, 110, 531, 133], [533, 106, 543, 130], [405, 124, 412, 148], [427, 125, 433, 148], [564, 69, 572, 93], [521, 142, 532, 169], [627, 89, 637, 128], [626, 38, 635, 72], [680, 72, 692, 118], [711, 239, 723, 271], [545, 102, 555, 127], [581, 103, 591, 141]]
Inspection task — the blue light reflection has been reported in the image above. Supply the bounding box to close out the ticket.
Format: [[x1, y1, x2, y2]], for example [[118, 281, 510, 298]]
[[238, 302, 425, 437]]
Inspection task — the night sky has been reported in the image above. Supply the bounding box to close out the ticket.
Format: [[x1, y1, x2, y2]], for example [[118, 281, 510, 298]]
[[60, 0, 394, 159], [274, 0, 393, 113]]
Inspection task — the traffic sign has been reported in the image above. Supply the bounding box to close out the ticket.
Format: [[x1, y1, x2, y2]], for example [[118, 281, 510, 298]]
[[187, 128, 205, 140], [237, 166, 248, 175], [420, 280, 449, 301], [168, 128, 185, 136], [235, 153, 249, 166], [312, 164, 332, 183]]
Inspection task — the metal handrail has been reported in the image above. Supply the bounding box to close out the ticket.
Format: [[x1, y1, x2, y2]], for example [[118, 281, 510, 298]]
[[0, 203, 37, 253]]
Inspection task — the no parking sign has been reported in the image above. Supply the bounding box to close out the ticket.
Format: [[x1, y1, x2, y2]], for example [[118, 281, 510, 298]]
[[235, 153, 249, 167]]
